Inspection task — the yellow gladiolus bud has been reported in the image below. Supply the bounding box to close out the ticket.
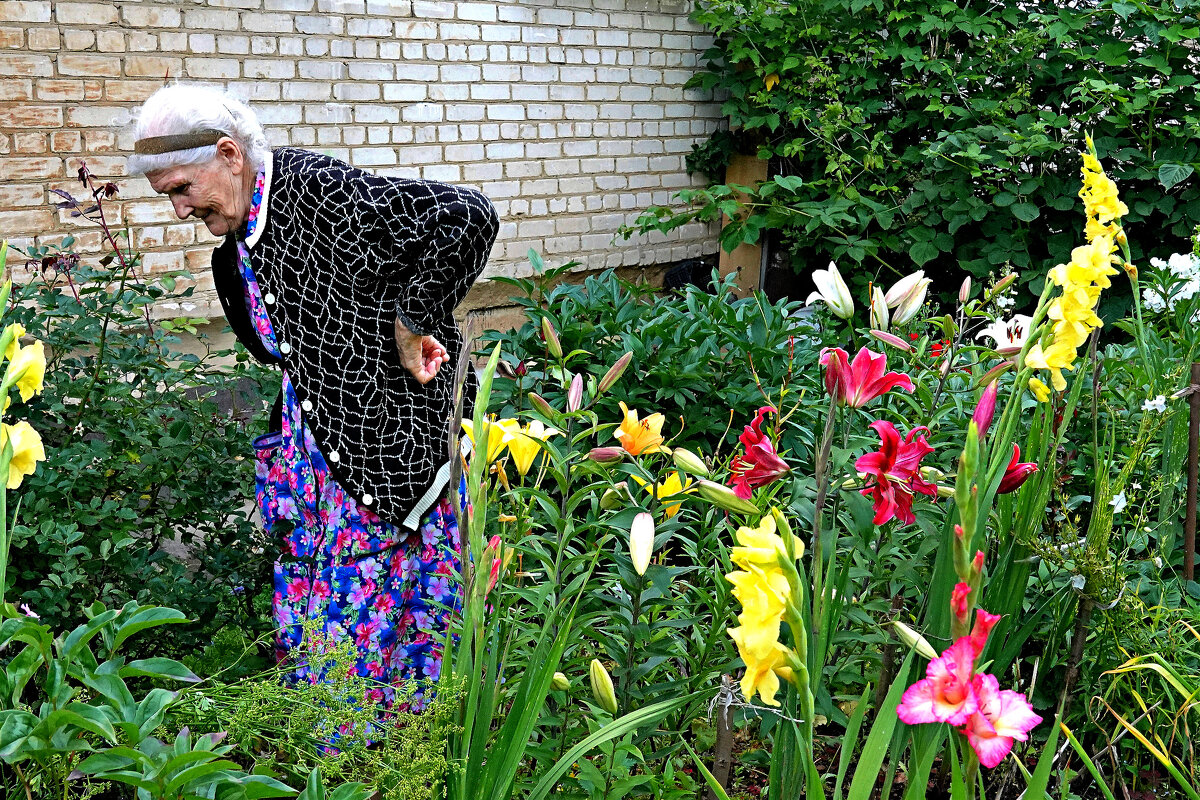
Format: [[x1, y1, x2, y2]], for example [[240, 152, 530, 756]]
[[588, 659, 618, 714]]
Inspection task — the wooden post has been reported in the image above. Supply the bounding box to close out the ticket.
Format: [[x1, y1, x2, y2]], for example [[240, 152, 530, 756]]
[[707, 675, 735, 799], [717, 153, 768, 297], [1186, 362, 1200, 582]]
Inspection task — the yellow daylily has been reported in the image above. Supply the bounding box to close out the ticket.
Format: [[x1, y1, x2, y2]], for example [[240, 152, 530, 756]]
[[462, 417, 519, 465], [506, 419, 559, 477], [729, 514, 805, 572], [7, 340, 46, 403], [727, 629, 793, 707], [612, 401, 668, 456], [1, 420, 45, 489], [630, 471, 694, 517]]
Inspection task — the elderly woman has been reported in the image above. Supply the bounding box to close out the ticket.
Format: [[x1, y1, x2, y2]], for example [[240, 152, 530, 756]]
[[128, 85, 498, 714]]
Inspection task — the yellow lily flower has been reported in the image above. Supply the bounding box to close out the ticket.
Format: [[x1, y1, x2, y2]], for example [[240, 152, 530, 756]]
[[462, 417, 519, 465], [612, 401, 668, 456], [1, 420, 45, 489], [506, 419, 559, 477], [630, 471, 694, 517]]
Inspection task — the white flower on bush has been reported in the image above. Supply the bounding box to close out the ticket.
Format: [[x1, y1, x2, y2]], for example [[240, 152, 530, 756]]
[[1142, 395, 1167, 413], [1145, 251, 1200, 313]]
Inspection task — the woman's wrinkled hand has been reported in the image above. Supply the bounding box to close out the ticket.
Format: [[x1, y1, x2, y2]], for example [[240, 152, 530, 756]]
[[394, 320, 448, 384]]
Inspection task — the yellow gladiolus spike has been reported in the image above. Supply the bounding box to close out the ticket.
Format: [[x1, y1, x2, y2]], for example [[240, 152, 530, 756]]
[[1, 421, 45, 489]]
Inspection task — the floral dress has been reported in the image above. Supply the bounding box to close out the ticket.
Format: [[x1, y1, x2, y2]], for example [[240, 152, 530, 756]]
[[239, 171, 463, 715]]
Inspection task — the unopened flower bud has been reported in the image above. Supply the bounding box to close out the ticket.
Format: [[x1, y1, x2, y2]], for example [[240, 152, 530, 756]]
[[588, 446, 625, 464], [972, 380, 998, 439], [541, 317, 562, 360], [515, 361, 528, 377], [629, 512, 654, 576], [597, 351, 633, 395], [600, 481, 629, 510], [696, 479, 761, 516], [528, 392, 555, 418], [959, 276, 972, 305], [567, 372, 583, 412], [893, 621, 939, 661], [672, 447, 709, 477], [551, 672, 571, 691], [987, 273, 1017, 301], [868, 329, 912, 352], [589, 659, 619, 714]]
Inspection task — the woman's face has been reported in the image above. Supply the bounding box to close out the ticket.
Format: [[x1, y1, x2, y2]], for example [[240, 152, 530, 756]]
[[146, 138, 252, 238]]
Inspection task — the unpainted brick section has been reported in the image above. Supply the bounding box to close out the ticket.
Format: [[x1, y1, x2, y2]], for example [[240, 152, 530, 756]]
[[0, 0, 723, 316]]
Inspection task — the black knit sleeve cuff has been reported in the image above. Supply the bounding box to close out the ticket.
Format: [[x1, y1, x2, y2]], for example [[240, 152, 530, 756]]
[[395, 306, 431, 337]]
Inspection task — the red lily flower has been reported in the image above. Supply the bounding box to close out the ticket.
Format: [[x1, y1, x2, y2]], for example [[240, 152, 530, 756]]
[[820, 346, 915, 408], [997, 445, 1037, 494], [855, 420, 937, 525], [728, 406, 790, 499]]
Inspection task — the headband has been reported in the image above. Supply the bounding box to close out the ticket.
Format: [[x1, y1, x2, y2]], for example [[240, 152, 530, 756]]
[[133, 128, 229, 155]]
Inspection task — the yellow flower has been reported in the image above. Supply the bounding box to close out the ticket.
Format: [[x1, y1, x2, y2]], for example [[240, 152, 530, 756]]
[[730, 514, 805, 572], [1024, 339, 1078, 392], [2, 323, 25, 362], [1048, 238, 1120, 292], [726, 567, 789, 639], [1, 420, 45, 489], [1029, 377, 1052, 403], [462, 417, 519, 464], [612, 401, 667, 456], [727, 629, 793, 706], [505, 419, 559, 477], [764, 73, 779, 91], [630, 471, 694, 517], [1079, 152, 1128, 242], [7, 340, 46, 403]]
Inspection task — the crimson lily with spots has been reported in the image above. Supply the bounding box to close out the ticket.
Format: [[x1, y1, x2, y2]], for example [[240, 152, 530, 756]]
[[854, 420, 937, 525]]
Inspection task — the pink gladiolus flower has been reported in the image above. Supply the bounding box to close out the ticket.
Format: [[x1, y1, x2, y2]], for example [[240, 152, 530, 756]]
[[951, 583, 971, 625], [969, 609, 1002, 655], [972, 381, 998, 439], [487, 534, 502, 594], [854, 420, 937, 525], [961, 673, 1043, 768], [997, 445, 1038, 494], [896, 637, 980, 726], [728, 406, 790, 499], [819, 346, 915, 408]]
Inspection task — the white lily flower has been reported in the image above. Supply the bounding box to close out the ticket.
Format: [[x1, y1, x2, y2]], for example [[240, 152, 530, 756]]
[[887, 271, 932, 325], [870, 285, 889, 329], [975, 314, 1035, 357], [805, 261, 855, 320]]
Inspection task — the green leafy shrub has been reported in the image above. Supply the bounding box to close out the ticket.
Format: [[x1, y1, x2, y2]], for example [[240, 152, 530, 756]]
[[636, 0, 1200, 301]]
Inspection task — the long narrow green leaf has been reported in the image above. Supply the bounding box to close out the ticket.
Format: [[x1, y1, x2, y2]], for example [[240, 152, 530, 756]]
[[525, 693, 696, 800], [1059, 723, 1116, 800], [682, 739, 732, 800], [846, 651, 914, 800], [1023, 709, 1062, 799], [833, 686, 872, 800]]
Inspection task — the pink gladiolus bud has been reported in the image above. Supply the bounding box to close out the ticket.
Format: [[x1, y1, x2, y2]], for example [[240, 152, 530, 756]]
[[869, 329, 913, 352], [972, 381, 998, 439], [969, 609, 1002, 655], [819, 346, 915, 408], [951, 582, 972, 625], [484, 534, 502, 595], [954, 524, 965, 541], [588, 446, 625, 464], [972, 550, 985, 578], [997, 445, 1038, 494], [568, 372, 583, 412]]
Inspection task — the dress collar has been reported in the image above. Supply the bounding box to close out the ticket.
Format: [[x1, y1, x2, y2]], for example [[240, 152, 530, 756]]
[[243, 150, 274, 249]]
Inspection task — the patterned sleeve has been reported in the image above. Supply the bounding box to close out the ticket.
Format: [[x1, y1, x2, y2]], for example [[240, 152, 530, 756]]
[[354, 174, 500, 333]]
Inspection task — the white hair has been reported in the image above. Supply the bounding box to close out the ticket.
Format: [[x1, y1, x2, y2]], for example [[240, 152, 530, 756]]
[[127, 84, 271, 175]]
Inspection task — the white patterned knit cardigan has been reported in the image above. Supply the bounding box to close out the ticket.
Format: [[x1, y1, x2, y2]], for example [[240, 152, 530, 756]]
[[211, 147, 500, 529]]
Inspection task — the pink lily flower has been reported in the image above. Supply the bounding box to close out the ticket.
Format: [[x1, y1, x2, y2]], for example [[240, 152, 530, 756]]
[[961, 674, 1043, 768], [997, 445, 1038, 494], [819, 346, 915, 407], [729, 406, 790, 499], [896, 637, 980, 726], [854, 420, 937, 525]]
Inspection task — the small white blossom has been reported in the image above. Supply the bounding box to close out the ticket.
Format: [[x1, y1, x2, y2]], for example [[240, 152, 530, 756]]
[[19, 604, 38, 619], [1142, 395, 1167, 413], [1110, 491, 1127, 514]]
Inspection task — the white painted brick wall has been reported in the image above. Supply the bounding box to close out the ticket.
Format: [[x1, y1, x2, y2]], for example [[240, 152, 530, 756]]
[[0, 0, 723, 317]]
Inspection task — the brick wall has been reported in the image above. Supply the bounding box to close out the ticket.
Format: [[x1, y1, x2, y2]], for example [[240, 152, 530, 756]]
[[0, 0, 723, 323]]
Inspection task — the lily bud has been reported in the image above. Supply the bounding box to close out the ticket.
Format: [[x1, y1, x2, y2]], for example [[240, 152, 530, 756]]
[[629, 512, 654, 576], [589, 659, 619, 714], [805, 261, 855, 320], [887, 271, 932, 325], [588, 446, 625, 464], [972, 380, 998, 439], [541, 317, 562, 360], [597, 351, 633, 395], [696, 479, 761, 516], [959, 276, 972, 305], [936, 484, 955, 499], [870, 284, 890, 330], [893, 621, 940, 661], [600, 481, 629, 510], [986, 273, 1017, 301], [551, 672, 571, 692], [567, 372, 583, 412], [672, 447, 709, 478], [528, 392, 555, 418], [868, 329, 912, 352]]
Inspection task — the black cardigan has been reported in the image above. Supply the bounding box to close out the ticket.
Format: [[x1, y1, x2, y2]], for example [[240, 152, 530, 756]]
[[211, 147, 499, 528]]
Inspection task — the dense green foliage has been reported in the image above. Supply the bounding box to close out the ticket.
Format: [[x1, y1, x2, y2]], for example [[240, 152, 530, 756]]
[[6, 237, 278, 657], [638, 0, 1200, 304]]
